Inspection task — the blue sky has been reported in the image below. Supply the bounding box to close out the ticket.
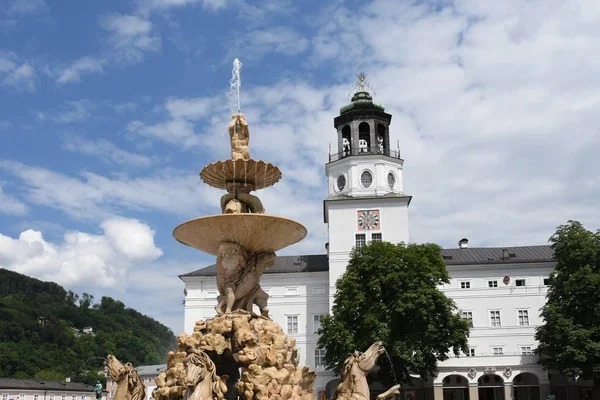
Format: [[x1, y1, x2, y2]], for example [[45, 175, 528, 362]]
[[1, 0, 599, 333]]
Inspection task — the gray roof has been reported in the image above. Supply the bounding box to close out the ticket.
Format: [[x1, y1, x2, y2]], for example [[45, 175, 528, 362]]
[[135, 364, 167, 376], [0, 378, 97, 392], [440, 245, 554, 265], [180, 245, 555, 277], [180, 254, 329, 278]]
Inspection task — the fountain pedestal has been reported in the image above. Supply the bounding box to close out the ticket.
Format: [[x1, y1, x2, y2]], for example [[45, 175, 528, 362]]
[[154, 113, 314, 400]]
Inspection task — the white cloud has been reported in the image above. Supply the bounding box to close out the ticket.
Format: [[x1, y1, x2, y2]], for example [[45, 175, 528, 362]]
[[0, 186, 28, 216], [63, 137, 155, 168], [51, 100, 93, 123], [0, 160, 221, 221], [0, 218, 162, 287], [7, 0, 49, 15], [100, 13, 161, 63], [0, 52, 35, 92], [231, 27, 309, 60], [56, 56, 105, 84]]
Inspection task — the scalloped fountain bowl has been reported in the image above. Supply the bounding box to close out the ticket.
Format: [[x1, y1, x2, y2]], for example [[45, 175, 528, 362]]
[[173, 214, 307, 255]]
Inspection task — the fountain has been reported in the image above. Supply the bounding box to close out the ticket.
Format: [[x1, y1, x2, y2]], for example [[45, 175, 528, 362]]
[[153, 60, 312, 400]]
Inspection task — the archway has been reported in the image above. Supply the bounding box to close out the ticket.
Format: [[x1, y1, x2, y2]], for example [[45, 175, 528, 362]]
[[513, 373, 539, 400], [478, 374, 505, 400], [377, 123, 387, 155], [358, 122, 370, 153], [443, 375, 469, 400], [341, 125, 351, 156], [325, 378, 339, 400]]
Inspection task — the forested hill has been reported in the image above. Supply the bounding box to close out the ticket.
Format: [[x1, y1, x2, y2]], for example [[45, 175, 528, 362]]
[[0, 268, 177, 384]]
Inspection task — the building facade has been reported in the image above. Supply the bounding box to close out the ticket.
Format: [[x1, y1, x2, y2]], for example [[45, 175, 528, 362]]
[[180, 89, 596, 400], [0, 379, 100, 400]]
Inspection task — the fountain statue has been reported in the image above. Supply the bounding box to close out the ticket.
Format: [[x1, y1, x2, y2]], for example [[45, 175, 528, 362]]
[[153, 59, 311, 400], [106, 355, 146, 400], [331, 342, 401, 400]]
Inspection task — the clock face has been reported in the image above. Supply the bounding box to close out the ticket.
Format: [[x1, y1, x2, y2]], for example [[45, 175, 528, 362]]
[[357, 210, 380, 230]]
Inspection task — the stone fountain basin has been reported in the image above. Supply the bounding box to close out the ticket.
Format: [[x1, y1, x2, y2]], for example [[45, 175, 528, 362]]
[[200, 159, 281, 191], [173, 214, 307, 255]]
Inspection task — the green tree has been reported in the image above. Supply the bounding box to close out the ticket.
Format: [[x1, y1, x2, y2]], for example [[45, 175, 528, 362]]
[[318, 242, 470, 386], [535, 221, 600, 381]]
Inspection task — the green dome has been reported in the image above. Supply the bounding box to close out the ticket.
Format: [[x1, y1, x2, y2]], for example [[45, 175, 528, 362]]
[[339, 91, 385, 114]]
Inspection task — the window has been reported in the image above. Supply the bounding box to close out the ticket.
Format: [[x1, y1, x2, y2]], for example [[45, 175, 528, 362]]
[[48, 395, 54, 400], [315, 348, 326, 367], [286, 315, 298, 334], [518, 309, 530, 326], [206, 290, 217, 297], [521, 346, 533, 355], [313, 315, 325, 333], [371, 233, 382, 242], [355, 234, 366, 248], [3, 394, 9, 400], [34, 395, 39, 400], [492, 347, 504, 356], [466, 348, 476, 357], [387, 172, 396, 189], [490, 310, 501, 327], [515, 279, 526, 287], [488, 280, 498, 288], [543, 278, 550, 286], [313, 286, 325, 295], [72, 395, 77, 400], [19, 394, 25, 400], [460, 281, 470, 289], [336, 175, 346, 192], [286, 287, 298, 295], [62, 395, 66, 400], [462, 311, 473, 327], [360, 170, 373, 188]]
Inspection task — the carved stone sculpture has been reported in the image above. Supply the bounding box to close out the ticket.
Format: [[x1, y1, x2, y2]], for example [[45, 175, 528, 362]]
[[215, 242, 275, 317], [229, 114, 250, 161], [221, 193, 265, 214], [106, 355, 146, 400], [331, 342, 401, 400], [157, 313, 316, 400]]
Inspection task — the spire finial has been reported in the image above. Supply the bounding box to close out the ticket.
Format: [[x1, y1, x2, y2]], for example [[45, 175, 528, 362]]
[[350, 72, 376, 98]]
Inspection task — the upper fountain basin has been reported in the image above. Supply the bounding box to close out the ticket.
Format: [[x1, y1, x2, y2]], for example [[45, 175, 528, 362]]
[[200, 159, 281, 192], [173, 214, 307, 255]]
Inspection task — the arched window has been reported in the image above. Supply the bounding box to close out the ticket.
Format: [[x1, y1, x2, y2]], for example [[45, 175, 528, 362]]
[[342, 125, 351, 156], [358, 122, 370, 153], [377, 124, 386, 155]]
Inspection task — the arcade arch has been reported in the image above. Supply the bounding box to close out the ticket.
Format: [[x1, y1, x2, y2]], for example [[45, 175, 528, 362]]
[[443, 374, 469, 400], [513, 373, 540, 400], [478, 374, 505, 400]]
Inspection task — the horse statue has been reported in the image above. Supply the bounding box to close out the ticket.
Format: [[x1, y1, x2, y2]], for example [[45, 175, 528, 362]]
[[332, 342, 401, 400], [184, 350, 228, 400], [106, 355, 146, 400]]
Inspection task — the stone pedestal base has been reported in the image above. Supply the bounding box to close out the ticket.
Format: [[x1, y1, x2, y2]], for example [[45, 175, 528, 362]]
[[154, 311, 316, 400]]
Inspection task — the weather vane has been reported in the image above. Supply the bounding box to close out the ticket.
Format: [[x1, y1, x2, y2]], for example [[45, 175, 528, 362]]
[[350, 72, 376, 98]]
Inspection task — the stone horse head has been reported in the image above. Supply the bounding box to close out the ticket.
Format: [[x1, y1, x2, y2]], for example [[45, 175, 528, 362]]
[[184, 350, 228, 400], [106, 355, 146, 400], [332, 342, 400, 400]]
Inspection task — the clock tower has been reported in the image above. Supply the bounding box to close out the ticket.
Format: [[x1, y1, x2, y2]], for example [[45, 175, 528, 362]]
[[324, 74, 411, 308]]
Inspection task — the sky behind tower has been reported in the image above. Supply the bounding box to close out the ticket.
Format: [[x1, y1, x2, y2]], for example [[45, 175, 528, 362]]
[[1, 0, 599, 332]]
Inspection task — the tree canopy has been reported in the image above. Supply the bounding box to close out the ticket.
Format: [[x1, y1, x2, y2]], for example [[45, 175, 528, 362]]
[[535, 220, 600, 380], [317, 241, 470, 385], [0, 268, 177, 384]]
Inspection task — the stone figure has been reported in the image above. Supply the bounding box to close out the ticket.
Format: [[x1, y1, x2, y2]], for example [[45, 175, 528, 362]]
[[220, 192, 265, 214], [342, 138, 350, 156], [229, 114, 250, 161], [215, 242, 275, 316], [94, 381, 103, 400], [106, 355, 146, 400], [184, 349, 228, 400], [331, 342, 401, 400]]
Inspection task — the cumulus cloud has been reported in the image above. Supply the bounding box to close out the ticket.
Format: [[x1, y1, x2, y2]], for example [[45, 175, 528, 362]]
[[100, 13, 161, 63], [0, 218, 163, 287], [6, 0, 49, 16]]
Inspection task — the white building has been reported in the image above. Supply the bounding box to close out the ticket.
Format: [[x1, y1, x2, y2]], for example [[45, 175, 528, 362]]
[[0, 378, 100, 400], [180, 90, 596, 400], [105, 364, 166, 400]]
